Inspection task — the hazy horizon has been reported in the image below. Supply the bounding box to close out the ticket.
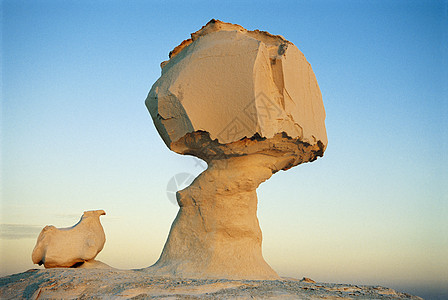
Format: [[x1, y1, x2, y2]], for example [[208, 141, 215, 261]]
[[2, 1, 447, 299]]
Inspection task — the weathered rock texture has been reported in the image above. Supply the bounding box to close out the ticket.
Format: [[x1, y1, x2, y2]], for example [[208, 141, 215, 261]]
[[32, 210, 106, 268], [0, 269, 424, 300], [145, 19, 327, 279]]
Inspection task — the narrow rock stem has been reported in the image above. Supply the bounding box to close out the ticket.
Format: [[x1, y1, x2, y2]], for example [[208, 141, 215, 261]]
[[147, 155, 279, 279]]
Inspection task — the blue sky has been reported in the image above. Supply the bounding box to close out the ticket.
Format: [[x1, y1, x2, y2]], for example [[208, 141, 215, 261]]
[[1, 1, 447, 299]]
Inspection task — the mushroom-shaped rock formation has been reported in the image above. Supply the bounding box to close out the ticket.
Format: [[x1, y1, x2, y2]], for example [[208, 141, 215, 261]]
[[145, 20, 327, 280], [32, 210, 106, 268]]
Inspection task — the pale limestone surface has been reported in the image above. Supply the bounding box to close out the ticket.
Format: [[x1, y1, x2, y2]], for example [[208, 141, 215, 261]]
[[0, 269, 424, 300], [145, 20, 327, 279], [31, 210, 106, 268], [78, 259, 112, 269], [147, 19, 327, 147]]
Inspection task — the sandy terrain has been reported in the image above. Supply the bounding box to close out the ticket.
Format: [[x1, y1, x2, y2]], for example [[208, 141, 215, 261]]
[[0, 269, 423, 299]]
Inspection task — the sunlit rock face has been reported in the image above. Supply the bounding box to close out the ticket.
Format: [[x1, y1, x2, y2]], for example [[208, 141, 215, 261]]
[[32, 210, 106, 268], [145, 19, 327, 280]]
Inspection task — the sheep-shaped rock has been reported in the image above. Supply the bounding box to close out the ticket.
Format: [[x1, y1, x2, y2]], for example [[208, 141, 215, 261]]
[[32, 210, 106, 268]]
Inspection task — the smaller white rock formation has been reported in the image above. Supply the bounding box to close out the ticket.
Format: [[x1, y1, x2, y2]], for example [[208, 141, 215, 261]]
[[32, 210, 106, 268]]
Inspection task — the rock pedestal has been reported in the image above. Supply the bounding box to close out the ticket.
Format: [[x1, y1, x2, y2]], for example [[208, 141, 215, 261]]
[[151, 136, 323, 279], [153, 155, 275, 279], [145, 20, 327, 279]]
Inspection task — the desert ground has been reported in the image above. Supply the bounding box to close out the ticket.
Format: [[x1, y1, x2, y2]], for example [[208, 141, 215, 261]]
[[0, 268, 423, 299]]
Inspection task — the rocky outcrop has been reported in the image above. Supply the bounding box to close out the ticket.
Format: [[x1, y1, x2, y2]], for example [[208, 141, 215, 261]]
[[145, 20, 327, 279], [147, 19, 327, 147], [32, 210, 106, 268], [0, 269, 424, 299]]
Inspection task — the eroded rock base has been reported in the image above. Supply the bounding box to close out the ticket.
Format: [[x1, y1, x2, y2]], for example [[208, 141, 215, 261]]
[[146, 132, 325, 279], [147, 156, 278, 279], [0, 269, 424, 299]]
